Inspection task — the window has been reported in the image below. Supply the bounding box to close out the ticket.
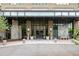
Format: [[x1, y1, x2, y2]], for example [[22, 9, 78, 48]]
[[76, 12, 79, 16], [11, 12, 17, 16], [69, 12, 75, 16], [48, 12, 54, 16], [62, 12, 68, 16], [55, 12, 61, 16], [25, 12, 54, 16], [18, 12, 24, 16], [0, 11, 3, 16], [4, 12, 10, 16]]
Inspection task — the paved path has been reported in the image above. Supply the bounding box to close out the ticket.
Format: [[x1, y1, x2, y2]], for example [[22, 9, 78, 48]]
[[0, 44, 79, 56], [0, 40, 78, 56]]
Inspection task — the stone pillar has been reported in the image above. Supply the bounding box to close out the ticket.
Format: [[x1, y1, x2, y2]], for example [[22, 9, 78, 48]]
[[11, 19, 19, 39], [74, 20, 79, 28], [26, 20, 31, 40], [18, 25, 22, 39], [0, 31, 6, 39], [48, 20, 53, 40]]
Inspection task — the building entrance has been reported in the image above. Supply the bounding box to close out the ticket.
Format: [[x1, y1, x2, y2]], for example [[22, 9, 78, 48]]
[[31, 18, 48, 39], [36, 30, 43, 39]]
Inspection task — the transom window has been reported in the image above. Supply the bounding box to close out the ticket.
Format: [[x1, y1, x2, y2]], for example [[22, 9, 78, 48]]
[[4, 12, 10, 16], [76, 12, 79, 16], [18, 12, 24, 16], [69, 12, 75, 16], [11, 12, 17, 16], [62, 12, 68, 16], [55, 12, 61, 16], [0, 12, 3, 16]]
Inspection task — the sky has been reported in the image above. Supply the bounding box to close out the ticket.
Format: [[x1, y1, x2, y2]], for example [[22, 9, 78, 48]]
[[0, 0, 79, 3]]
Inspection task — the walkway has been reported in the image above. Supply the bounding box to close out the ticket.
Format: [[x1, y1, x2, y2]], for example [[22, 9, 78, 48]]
[[0, 40, 79, 56]]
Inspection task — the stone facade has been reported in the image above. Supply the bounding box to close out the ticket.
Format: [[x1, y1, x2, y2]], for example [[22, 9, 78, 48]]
[[0, 3, 79, 10], [0, 3, 79, 40]]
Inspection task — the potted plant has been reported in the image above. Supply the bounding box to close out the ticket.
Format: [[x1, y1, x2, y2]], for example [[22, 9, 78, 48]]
[[2, 37, 7, 45], [46, 36, 49, 40], [0, 16, 9, 44], [69, 28, 79, 44], [31, 36, 33, 40], [22, 36, 27, 44]]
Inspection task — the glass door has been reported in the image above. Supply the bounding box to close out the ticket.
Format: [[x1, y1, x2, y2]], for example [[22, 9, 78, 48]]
[[53, 24, 58, 39]]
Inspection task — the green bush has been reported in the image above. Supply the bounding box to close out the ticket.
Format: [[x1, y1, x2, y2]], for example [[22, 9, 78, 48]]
[[68, 28, 79, 41], [73, 28, 79, 41]]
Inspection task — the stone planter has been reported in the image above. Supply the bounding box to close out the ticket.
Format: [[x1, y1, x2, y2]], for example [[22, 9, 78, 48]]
[[54, 38, 57, 42], [3, 40, 7, 45], [22, 39, 26, 44], [46, 36, 49, 40], [31, 36, 33, 40]]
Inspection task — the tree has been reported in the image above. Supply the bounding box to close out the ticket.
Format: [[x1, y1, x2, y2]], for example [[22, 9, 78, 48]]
[[0, 16, 9, 40]]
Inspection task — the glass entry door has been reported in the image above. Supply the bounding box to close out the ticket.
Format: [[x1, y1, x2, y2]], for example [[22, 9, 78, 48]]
[[53, 25, 58, 39], [36, 30, 43, 39], [32, 25, 46, 39], [31, 19, 48, 39]]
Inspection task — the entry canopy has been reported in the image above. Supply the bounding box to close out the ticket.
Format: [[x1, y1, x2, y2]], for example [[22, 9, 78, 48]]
[[0, 11, 79, 17]]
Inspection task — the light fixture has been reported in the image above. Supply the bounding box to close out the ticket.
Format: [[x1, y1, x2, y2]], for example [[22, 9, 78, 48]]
[[50, 28, 52, 31], [27, 28, 30, 32]]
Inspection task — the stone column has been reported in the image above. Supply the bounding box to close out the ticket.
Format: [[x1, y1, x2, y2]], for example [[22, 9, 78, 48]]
[[48, 20, 53, 40], [74, 19, 79, 28], [26, 20, 31, 40], [11, 19, 19, 39], [18, 25, 22, 39], [0, 31, 6, 39]]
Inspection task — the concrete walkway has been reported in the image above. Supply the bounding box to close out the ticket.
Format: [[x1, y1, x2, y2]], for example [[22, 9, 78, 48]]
[[0, 44, 79, 56], [0, 40, 79, 56]]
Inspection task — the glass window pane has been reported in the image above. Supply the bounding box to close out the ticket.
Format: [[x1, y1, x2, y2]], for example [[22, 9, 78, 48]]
[[11, 12, 17, 16], [62, 12, 68, 16], [25, 12, 54, 16], [55, 12, 61, 16], [25, 12, 33, 16], [18, 12, 24, 16], [47, 12, 54, 16], [76, 12, 79, 16], [0, 11, 3, 16], [69, 12, 75, 16], [4, 12, 10, 16]]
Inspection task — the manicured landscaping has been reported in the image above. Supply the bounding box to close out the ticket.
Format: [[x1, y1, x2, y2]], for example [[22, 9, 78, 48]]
[[69, 27, 79, 45], [72, 39, 79, 45]]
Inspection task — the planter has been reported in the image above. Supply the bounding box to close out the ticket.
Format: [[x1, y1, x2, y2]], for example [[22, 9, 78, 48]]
[[31, 36, 33, 40], [22, 39, 26, 44], [72, 39, 79, 45], [54, 38, 57, 42], [3, 40, 7, 45], [46, 36, 49, 40]]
